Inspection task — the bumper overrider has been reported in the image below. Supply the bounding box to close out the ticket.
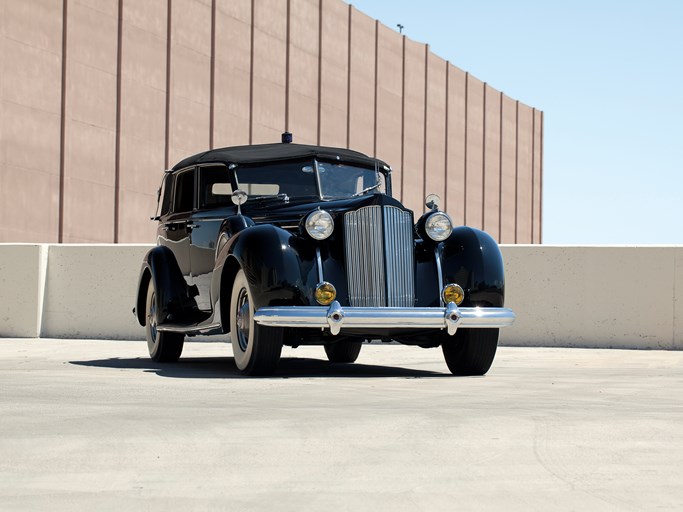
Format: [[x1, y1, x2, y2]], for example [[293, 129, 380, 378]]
[[254, 300, 516, 336]]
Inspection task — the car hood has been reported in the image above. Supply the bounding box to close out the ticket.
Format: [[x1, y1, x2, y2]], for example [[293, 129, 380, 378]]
[[245, 193, 413, 228]]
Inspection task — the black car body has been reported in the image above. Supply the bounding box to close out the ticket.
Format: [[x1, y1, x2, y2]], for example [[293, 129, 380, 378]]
[[134, 139, 515, 375]]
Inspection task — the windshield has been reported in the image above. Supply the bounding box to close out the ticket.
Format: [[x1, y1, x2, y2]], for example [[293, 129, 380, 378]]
[[235, 161, 319, 203], [315, 161, 386, 200], [234, 160, 386, 204]]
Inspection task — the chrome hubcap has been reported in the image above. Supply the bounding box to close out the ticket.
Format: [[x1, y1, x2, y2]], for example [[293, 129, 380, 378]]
[[236, 288, 250, 352], [148, 291, 157, 342]]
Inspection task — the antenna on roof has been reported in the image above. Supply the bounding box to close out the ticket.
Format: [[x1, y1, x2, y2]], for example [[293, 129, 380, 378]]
[[281, 132, 293, 144]]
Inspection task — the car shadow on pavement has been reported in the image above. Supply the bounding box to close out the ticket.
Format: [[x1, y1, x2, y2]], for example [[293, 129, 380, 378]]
[[69, 356, 450, 379]]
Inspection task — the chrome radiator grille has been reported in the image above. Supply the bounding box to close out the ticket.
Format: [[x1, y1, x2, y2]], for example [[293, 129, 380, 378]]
[[344, 205, 415, 307]]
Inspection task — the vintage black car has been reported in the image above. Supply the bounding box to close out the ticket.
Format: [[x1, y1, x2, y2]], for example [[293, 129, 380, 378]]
[[134, 136, 515, 376]]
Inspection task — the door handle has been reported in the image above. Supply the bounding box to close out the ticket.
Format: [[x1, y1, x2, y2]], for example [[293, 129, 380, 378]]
[[163, 221, 189, 232], [186, 222, 199, 230]]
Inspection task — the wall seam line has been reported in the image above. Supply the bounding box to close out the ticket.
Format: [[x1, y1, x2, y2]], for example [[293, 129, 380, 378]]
[[284, 0, 290, 133], [463, 72, 468, 226], [58, 0, 68, 243], [422, 44, 429, 213], [346, 4, 352, 148], [498, 91, 503, 242], [399, 35, 405, 202], [443, 61, 449, 213], [373, 20, 378, 157], [248, 0, 254, 144], [209, 0, 216, 149], [164, 0, 172, 169], [114, 0, 123, 243], [540, 111, 544, 243], [482, 83, 486, 230], [514, 100, 519, 244], [317, 0, 322, 145], [531, 108, 536, 243]]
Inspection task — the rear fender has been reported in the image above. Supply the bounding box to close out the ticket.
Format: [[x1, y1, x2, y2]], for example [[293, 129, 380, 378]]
[[135, 245, 195, 326]]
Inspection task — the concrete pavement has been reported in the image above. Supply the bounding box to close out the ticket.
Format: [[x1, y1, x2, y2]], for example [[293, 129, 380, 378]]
[[1, 339, 682, 511]]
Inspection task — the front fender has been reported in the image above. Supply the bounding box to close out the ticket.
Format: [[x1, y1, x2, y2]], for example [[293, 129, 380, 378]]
[[135, 245, 194, 326], [213, 225, 317, 312], [442, 226, 505, 307], [416, 227, 505, 308]]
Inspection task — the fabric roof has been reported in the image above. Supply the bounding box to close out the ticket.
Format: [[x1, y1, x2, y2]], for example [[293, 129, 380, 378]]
[[171, 143, 389, 171]]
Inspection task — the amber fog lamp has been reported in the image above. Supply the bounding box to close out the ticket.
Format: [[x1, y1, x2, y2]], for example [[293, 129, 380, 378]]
[[305, 210, 334, 240], [442, 283, 464, 305], [315, 282, 337, 305]]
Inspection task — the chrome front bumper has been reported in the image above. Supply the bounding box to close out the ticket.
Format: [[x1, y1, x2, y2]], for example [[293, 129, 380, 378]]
[[254, 300, 515, 336]]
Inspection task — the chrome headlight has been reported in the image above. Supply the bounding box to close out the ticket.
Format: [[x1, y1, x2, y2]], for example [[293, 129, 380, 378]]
[[305, 210, 334, 240], [425, 212, 452, 241]]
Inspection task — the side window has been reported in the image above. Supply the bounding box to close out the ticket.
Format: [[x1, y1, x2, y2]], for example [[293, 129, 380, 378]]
[[156, 174, 173, 218], [173, 169, 195, 213], [200, 165, 233, 208]]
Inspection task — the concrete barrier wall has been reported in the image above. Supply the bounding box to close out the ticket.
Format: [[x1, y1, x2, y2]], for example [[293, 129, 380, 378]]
[[40, 245, 152, 340], [0, 245, 48, 337], [1, 244, 681, 349], [501, 246, 683, 350]]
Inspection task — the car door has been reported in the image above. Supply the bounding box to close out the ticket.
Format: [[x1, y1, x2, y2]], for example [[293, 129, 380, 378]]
[[159, 167, 195, 284], [189, 164, 235, 311]]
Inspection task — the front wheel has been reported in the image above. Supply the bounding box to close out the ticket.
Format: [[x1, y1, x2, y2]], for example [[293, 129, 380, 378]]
[[442, 328, 499, 376], [230, 270, 283, 376], [145, 282, 184, 362]]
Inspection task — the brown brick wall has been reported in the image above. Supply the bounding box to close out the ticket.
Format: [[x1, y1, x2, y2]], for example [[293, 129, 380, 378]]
[[0, 0, 542, 243]]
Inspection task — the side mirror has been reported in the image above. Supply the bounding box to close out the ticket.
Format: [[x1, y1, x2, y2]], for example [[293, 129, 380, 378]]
[[231, 189, 248, 214], [425, 193, 441, 211]]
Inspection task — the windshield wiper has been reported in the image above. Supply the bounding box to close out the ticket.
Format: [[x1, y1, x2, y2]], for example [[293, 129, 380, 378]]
[[351, 183, 381, 197], [248, 193, 290, 205]]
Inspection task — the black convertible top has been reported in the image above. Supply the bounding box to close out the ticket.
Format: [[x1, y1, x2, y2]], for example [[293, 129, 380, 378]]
[[171, 143, 390, 171]]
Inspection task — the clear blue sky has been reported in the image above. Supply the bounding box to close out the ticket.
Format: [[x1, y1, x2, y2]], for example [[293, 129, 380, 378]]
[[348, 0, 683, 244]]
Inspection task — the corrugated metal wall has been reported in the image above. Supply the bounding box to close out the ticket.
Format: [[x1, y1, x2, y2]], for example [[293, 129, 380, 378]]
[[0, 0, 543, 243]]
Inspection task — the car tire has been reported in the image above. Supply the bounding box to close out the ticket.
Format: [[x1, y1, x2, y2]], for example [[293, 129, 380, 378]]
[[442, 328, 499, 376], [230, 269, 283, 376], [324, 340, 362, 363], [145, 282, 184, 362]]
